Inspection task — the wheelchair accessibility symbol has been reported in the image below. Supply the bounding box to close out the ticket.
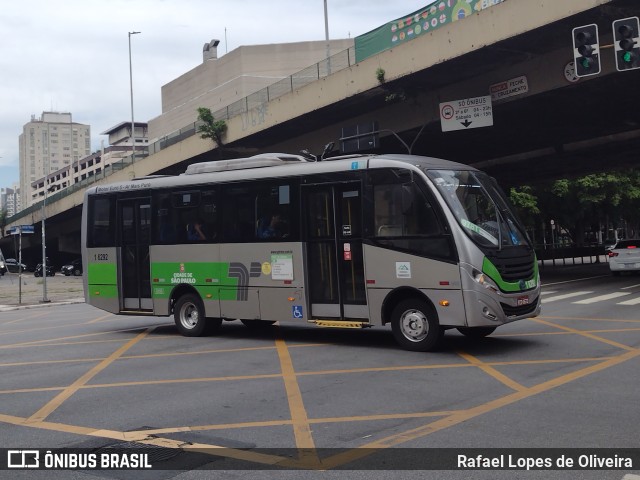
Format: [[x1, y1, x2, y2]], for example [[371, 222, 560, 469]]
[[292, 305, 304, 319]]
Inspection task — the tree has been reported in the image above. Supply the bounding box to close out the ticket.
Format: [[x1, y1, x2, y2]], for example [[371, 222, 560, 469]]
[[508, 169, 640, 246], [196, 107, 227, 151]]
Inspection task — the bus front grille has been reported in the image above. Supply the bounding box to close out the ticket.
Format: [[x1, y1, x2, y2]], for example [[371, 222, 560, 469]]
[[488, 248, 536, 283]]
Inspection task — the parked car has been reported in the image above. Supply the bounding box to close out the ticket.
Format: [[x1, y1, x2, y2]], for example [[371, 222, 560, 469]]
[[0, 249, 6, 275], [5, 258, 28, 273], [34, 263, 56, 277], [61, 258, 83, 276], [608, 239, 640, 275]]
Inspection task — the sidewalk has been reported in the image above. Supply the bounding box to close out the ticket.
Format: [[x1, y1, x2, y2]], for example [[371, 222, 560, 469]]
[[0, 273, 85, 311]]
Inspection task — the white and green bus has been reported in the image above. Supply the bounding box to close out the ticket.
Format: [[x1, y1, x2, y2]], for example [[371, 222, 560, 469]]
[[82, 153, 540, 351]]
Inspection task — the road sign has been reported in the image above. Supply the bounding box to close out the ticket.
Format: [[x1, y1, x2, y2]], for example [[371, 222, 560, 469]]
[[490, 76, 529, 102], [439, 95, 493, 132], [9, 225, 34, 235]]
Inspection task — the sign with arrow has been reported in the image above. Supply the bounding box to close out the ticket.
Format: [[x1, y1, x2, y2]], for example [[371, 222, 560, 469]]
[[439, 95, 493, 132]]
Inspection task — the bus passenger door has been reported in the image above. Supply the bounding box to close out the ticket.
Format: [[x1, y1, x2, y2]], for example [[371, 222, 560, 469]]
[[118, 197, 152, 311], [303, 183, 367, 320]]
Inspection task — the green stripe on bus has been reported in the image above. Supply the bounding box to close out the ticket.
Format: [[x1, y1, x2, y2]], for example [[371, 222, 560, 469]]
[[88, 263, 117, 285], [150, 262, 238, 300], [88, 284, 119, 299]]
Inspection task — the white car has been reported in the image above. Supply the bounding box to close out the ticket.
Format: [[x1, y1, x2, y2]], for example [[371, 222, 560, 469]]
[[608, 239, 640, 275]]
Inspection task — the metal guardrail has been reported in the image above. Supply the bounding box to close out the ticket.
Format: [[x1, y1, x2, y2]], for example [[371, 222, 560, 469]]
[[7, 47, 356, 227], [536, 245, 608, 268]]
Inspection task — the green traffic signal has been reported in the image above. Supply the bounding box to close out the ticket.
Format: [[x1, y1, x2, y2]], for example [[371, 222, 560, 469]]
[[580, 57, 593, 69], [613, 17, 640, 71], [572, 24, 600, 77]]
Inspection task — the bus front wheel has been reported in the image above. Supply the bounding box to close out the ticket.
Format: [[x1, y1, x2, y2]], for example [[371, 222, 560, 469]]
[[390, 299, 441, 352], [174, 294, 220, 336]]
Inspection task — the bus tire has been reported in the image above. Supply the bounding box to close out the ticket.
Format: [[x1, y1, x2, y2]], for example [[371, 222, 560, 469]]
[[241, 319, 276, 328], [174, 293, 210, 337], [457, 326, 496, 338], [390, 299, 441, 352]]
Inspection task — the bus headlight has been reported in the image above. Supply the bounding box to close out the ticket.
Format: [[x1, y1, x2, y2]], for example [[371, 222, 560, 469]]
[[473, 270, 498, 293]]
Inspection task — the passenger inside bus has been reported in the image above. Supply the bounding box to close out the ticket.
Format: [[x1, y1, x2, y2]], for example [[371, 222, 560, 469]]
[[186, 219, 206, 241], [257, 213, 285, 239]]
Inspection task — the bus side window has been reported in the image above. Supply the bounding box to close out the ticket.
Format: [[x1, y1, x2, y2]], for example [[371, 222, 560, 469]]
[[156, 194, 176, 244], [222, 185, 255, 242], [256, 184, 295, 241], [89, 196, 115, 247]]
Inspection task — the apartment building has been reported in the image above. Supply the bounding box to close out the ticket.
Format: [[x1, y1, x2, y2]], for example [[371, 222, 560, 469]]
[[18, 112, 91, 209], [30, 122, 148, 201]]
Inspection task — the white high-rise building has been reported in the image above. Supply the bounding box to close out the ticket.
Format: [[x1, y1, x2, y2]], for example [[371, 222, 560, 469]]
[[18, 112, 90, 210]]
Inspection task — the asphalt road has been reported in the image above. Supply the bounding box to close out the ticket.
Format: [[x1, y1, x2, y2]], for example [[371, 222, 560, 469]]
[[0, 263, 639, 479]]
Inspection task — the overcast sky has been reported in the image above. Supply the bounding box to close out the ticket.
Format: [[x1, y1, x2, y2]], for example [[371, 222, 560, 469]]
[[0, 0, 436, 189]]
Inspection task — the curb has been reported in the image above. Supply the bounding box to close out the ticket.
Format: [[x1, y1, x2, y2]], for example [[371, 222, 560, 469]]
[[0, 298, 85, 312]]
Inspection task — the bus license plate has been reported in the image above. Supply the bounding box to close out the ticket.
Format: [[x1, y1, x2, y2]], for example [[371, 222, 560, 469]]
[[517, 296, 529, 306]]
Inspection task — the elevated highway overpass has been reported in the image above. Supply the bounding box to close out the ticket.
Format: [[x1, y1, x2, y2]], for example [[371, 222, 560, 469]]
[[3, 0, 639, 263]]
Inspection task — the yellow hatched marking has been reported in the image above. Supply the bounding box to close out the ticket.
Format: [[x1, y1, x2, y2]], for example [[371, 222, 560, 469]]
[[533, 318, 636, 351], [456, 351, 527, 392], [319, 348, 640, 469], [26, 328, 154, 423]]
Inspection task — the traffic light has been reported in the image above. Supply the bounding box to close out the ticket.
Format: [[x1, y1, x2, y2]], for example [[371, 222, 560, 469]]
[[572, 24, 601, 77], [613, 17, 640, 71]]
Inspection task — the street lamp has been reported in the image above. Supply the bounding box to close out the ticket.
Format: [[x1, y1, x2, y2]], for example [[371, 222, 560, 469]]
[[128, 31, 141, 162], [324, 0, 331, 75], [41, 172, 51, 303]]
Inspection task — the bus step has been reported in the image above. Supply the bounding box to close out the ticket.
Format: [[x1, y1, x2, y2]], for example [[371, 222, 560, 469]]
[[311, 320, 370, 329], [119, 310, 155, 315]]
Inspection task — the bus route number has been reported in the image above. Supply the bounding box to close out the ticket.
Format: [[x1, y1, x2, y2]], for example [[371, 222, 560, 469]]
[[94, 253, 109, 261]]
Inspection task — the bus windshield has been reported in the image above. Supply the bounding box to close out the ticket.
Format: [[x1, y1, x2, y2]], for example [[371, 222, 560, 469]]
[[428, 169, 529, 249]]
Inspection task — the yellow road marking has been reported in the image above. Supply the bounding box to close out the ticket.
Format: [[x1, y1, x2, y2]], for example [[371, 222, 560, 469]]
[[26, 327, 154, 423], [274, 334, 320, 468], [456, 351, 527, 392], [534, 318, 636, 351], [0, 325, 165, 349], [2, 310, 639, 470], [1, 311, 50, 326], [319, 348, 640, 469], [0, 356, 616, 395], [540, 315, 640, 323], [85, 313, 115, 324]]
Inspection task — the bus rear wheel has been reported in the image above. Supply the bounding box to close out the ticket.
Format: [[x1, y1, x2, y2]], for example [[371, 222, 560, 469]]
[[457, 326, 496, 338], [390, 299, 441, 352], [174, 293, 220, 336]]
